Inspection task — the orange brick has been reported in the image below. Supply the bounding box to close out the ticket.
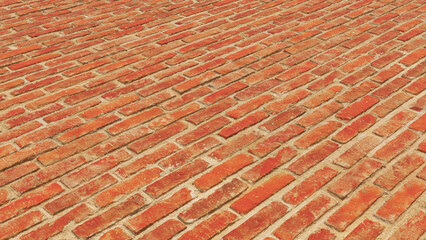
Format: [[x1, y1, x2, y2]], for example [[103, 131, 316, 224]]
[[283, 167, 337, 205], [274, 195, 337, 239], [178, 211, 237, 240], [126, 188, 192, 232]]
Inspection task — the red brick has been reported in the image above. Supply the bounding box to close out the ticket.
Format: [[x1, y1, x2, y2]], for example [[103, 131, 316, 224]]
[[0, 183, 63, 222], [371, 92, 412, 117], [119, 64, 167, 84], [64, 82, 117, 105], [0, 121, 42, 143], [44, 99, 101, 122], [16, 117, 82, 147], [260, 106, 306, 131], [63, 58, 110, 77], [174, 71, 218, 93], [202, 82, 247, 104], [163, 86, 211, 110], [99, 228, 130, 240], [308, 229, 336, 240], [235, 79, 280, 100], [329, 158, 382, 198], [298, 101, 343, 127], [418, 140, 426, 154], [116, 143, 179, 178], [327, 185, 383, 231], [274, 195, 337, 239], [344, 219, 384, 240], [371, 51, 404, 69], [341, 66, 376, 85], [139, 219, 186, 240], [74, 194, 146, 238], [242, 147, 296, 183], [119, 91, 174, 116], [404, 60, 426, 79], [400, 48, 426, 66], [283, 167, 338, 205], [226, 45, 262, 60], [61, 149, 130, 188], [376, 179, 426, 223], [102, 78, 153, 100], [12, 156, 86, 193], [215, 56, 257, 75], [294, 121, 341, 149], [129, 121, 187, 153], [6, 103, 63, 128], [179, 37, 217, 52], [249, 125, 304, 157], [405, 75, 426, 94], [0, 211, 43, 240], [334, 135, 381, 168], [337, 81, 379, 103], [219, 111, 268, 138], [0, 161, 38, 187], [275, 61, 315, 81], [340, 55, 374, 73], [0, 144, 16, 158], [177, 116, 229, 145], [88, 126, 150, 158], [341, 33, 372, 48], [108, 108, 162, 135], [337, 95, 380, 120], [96, 168, 162, 208], [372, 77, 410, 98], [120, 17, 156, 29], [388, 210, 426, 240], [266, 89, 311, 114], [26, 86, 85, 110], [9, 53, 60, 70], [302, 86, 342, 108], [0, 92, 40, 112], [289, 140, 339, 175], [333, 114, 376, 143], [375, 111, 416, 136], [146, 159, 208, 197], [178, 211, 237, 240], [80, 93, 140, 119], [159, 137, 220, 169], [126, 188, 193, 232], [228, 94, 273, 118], [209, 131, 263, 160], [58, 114, 119, 143], [0, 140, 57, 171], [180, 179, 246, 222], [11, 76, 61, 96], [224, 202, 288, 240], [21, 204, 93, 240], [149, 103, 201, 129], [196, 154, 253, 191], [46, 174, 116, 215], [410, 113, 426, 132], [273, 74, 316, 93], [0, 44, 42, 60], [38, 132, 108, 165], [398, 27, 424, 41], [45, 72, 96, 92], [374, 129, 419, 161], [185, 58, 226, 77], [378, 153, 423, 189]]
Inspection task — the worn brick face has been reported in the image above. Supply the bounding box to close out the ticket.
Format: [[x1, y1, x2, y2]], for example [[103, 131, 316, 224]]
[[0, 0, 424, 238]]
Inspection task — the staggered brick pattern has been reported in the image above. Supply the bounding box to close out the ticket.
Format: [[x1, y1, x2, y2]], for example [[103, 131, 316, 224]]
[[0, 0, 425, 239]]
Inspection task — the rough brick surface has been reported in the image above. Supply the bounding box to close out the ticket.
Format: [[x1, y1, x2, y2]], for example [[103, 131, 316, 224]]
[[0, 0, 424, 239]]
